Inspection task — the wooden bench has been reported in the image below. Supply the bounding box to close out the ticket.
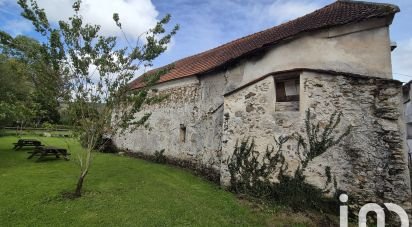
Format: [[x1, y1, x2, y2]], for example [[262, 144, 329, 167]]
[[13, 139, 43, 150], [27, 146, 71, 161]]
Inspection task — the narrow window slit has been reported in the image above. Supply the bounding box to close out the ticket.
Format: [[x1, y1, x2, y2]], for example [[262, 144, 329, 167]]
[[180, 124, 186, 143]]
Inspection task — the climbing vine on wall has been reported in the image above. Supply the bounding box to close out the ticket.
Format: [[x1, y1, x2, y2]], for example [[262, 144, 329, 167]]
[[295, 109, 351, 169], [227, 109, 351, 211], [227, 136, 289, 198]]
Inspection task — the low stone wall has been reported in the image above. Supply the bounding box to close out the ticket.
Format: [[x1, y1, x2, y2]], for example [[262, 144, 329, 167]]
[[221, 71, 412, 215]]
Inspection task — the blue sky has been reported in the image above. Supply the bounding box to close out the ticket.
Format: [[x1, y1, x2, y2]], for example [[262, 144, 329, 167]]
[[0, 0, 411, 82]]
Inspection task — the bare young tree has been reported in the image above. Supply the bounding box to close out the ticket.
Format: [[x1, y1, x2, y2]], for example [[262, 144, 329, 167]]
[[17, 0, 178, 197]]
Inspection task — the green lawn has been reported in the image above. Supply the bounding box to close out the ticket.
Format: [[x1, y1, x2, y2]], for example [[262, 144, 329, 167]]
[[0, 136, 320, 226]]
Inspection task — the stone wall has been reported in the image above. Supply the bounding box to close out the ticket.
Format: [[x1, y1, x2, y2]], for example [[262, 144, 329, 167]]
[[112, 75, 226, 171], [221, 71, 411, 214]]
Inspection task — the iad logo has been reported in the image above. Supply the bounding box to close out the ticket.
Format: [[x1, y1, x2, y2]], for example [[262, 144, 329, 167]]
[[339, 194, 409, 227]]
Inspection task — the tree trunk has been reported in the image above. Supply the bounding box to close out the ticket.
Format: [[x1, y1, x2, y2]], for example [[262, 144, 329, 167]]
[[74, 141, 93, 197], [18, 122, 24, 138], [74, 169, 88, 197]]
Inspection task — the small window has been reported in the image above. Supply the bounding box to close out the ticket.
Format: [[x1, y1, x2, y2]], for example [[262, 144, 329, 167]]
[[275, 77, 299, 112], [180, 124, 186, 143], [276, 78, 299, 102]]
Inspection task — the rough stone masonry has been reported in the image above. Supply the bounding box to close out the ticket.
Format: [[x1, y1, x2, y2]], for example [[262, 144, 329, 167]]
[[113, 0, 412, 219], [221, 71, 411, 215]]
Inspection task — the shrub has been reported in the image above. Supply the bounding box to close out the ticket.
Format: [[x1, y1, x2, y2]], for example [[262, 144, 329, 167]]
[[227, 136, 289, 199], [97, 138, 118, 153], [226, 109, 351, 212], [294, 109, 351, 168], [271, 170, 334, 211], [154, 149, 166, 163]]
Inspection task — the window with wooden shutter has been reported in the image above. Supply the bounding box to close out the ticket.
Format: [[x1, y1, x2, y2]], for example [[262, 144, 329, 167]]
[[275, 78, 299, 102]]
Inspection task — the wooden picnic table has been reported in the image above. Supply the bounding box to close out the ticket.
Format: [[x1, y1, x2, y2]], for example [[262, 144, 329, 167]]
[[13, 139, 43, 150], [27, 146, 71, 161]]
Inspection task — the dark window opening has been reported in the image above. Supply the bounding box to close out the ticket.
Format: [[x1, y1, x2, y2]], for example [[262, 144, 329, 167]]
[[180, 124, 186, 143], [276, 78, 300, 102]]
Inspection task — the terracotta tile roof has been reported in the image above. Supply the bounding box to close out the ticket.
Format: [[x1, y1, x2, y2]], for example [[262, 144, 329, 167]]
[[131, 0, 399, 89]]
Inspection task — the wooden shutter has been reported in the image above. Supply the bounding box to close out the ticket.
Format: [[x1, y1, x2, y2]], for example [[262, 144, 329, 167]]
[[276, 81, 286, 102]]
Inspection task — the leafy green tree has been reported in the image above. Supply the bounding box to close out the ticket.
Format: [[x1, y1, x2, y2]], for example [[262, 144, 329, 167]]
[[17, 0, 178, 196], [0, 54, 37, 129], [0, 34, 63, 125]]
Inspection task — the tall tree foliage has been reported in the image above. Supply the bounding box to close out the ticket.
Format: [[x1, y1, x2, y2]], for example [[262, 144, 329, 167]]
[[16, 0, 178, 196], [0, 34, 62, 126], [0, 54, 36, 128]]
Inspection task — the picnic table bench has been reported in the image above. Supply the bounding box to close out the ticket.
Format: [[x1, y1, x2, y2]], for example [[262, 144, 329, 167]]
[[13, 139, 43, 150], [27, 146, 71, 161]]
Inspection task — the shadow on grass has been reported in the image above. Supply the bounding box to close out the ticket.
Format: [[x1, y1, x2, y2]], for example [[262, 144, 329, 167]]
[[41, 189, 103, 202], [32, 157, 70, 162], [60, 191, 81, 200], [236, 194, 340, 227]]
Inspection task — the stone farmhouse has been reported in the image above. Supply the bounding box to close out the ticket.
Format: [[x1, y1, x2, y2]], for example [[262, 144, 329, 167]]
[[114, 0, 411, 212]]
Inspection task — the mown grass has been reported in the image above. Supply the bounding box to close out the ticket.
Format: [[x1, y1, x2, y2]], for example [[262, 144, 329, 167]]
[[0, 135, 322, 226]]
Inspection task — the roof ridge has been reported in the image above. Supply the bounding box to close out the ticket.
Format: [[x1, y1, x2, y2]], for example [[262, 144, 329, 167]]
[[337, 0, 400, 12], [147, 1, 335, 72], [133, 0, 399, 89]]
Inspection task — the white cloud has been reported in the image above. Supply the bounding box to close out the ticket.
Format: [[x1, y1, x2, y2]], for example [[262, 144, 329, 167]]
[[2, 19, 32, 36], [36, 0, 159, 39], [392, 38, 412, 82], [151, 0, 323, 65], [266, 0, 321, 24]]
